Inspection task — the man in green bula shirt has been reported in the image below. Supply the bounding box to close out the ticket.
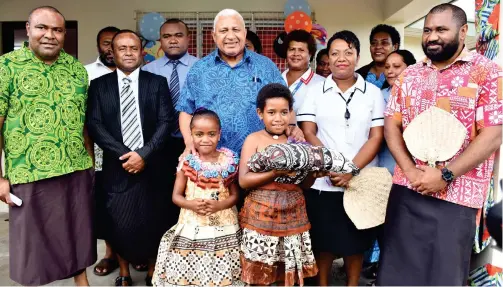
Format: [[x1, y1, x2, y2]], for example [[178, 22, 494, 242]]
[[0, 6, 95, 286]]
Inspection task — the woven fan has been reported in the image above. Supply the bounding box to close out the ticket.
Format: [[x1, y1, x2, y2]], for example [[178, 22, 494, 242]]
[[403, 106, 466, 167], [343, 167, 393, 230]]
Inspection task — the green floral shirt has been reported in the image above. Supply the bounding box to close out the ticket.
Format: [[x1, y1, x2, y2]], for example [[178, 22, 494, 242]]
[[0, 45, 93, 184]]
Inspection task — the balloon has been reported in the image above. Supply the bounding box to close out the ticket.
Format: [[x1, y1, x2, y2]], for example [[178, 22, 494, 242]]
[[143, 40, 164, 61], [284, 0, 311, 17], [273, 31, 288, 59], [139, 12, 165, 41], [311, 23, 327, 46], [284, 11, 313, 33]]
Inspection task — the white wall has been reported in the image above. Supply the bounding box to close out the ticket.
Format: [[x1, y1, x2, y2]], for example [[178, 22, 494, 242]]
[[404, 36, 425, 61], [0, 0, 393, 66]]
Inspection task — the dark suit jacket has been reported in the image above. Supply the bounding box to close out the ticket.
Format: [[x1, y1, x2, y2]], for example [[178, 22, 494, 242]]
[[87, 70, 174, 193]]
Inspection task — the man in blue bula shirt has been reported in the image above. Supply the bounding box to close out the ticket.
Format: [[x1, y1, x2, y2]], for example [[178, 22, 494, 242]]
[[177, 9, 303, 155]]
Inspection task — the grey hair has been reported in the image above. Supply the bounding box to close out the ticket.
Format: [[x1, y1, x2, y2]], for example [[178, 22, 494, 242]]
[[213, 9, 245, 31]]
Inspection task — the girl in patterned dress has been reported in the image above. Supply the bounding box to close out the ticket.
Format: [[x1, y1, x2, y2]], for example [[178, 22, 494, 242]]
[[152, 108, 242, 286], [238, 84, 339, 286]]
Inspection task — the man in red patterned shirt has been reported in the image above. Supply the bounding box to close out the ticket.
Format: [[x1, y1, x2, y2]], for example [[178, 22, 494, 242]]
[[377, 3, 502, 286]]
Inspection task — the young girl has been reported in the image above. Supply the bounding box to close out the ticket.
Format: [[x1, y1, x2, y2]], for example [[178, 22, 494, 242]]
[[153, 108, 242, 286], [238, 84, 356, 286]]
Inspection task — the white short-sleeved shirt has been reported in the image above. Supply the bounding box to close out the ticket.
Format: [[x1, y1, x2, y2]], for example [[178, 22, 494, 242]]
[[85, 57, 114, 81], [282, 68, 325, 115], [297, 73, 385, 192]]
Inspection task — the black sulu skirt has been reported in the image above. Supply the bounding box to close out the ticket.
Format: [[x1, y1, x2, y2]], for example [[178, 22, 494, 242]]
[[304, 189, 377, 257]]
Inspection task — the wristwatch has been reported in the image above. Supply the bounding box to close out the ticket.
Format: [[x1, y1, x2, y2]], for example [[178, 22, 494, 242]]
[[351, 166, 360, 177], [441, 167, 455, 183]]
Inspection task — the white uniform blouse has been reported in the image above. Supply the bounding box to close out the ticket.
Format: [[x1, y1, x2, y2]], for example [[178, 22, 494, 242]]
[[297, 73, 385, 192]]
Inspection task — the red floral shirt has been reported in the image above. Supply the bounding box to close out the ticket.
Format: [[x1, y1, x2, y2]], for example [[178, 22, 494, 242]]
[[385, 49, 502, 208]]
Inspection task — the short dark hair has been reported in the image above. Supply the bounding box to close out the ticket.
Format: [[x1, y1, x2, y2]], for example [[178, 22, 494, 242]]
[[190, 108, 221, 130], [256, 83, 293, 111], [387, 49, 417, 66], [97, 26, 120, 46], [428, 3, 467, 28], [316, 48, 328, 64], [28, 6, 66, 24], [326, 30, 360, 56], [111, 29, 142, 49], [370, 24, 401, 46], [160, 18, 190, 34], [284, 29, 317, 60], [246, 29, 263, 54]]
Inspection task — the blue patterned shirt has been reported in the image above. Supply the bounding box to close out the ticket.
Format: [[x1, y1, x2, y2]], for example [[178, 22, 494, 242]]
[[366, 72, 386, 89], [177, 49, 285, 153], [378, 87, 396, 174]]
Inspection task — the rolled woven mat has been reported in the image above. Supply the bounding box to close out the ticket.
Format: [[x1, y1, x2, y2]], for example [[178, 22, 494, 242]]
[[248, 142, 357, 184]]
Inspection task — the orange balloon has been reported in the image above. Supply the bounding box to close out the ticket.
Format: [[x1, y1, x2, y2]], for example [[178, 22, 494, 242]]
[[284, 11, 313, 33]]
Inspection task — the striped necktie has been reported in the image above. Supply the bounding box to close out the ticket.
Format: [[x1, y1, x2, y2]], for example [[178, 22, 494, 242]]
[[120, 77, 142, 150], [169, 59, 180, 134]]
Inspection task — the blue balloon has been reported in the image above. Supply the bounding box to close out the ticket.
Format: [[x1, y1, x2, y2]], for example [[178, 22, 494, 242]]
[[140, 12, 165, 41], [284, 0, 311, 17]]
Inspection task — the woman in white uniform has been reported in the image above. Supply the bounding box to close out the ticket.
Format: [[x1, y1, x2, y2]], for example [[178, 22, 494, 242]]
[[282, 29, 325, 117], [297, 30, 385, 286]]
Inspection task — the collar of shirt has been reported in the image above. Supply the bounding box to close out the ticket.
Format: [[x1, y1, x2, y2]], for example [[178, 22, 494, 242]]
[[160, 52, 192, 67], [323, 73, 366, 94], [91, 56, 115, 72], [93, 56, 111, 68], [20, 41, 67, 65], [212, 48, 252, 67], [422, 47, 475, 70], [282, 68, 315, 87], [117, 67, 140, 83]]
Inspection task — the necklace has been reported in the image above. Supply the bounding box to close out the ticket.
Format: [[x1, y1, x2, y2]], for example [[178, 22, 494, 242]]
[[264, 128, 284, 140]]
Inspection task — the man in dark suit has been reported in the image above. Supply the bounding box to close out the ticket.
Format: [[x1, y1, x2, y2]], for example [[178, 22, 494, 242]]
[[87, 29, 174, 286]]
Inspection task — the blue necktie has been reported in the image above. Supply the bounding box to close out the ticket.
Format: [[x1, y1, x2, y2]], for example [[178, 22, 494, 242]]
[[169, 60, 180, 135]]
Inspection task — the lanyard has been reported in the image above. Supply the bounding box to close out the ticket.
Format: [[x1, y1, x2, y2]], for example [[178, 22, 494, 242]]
[[291, 80, 304, 97], [290, 70, 314, 97], [338, 90, 356, 121]]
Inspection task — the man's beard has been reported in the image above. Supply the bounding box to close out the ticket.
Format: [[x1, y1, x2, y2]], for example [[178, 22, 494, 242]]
[[422, 34, 460, 62], [99, 52, 116, 67]]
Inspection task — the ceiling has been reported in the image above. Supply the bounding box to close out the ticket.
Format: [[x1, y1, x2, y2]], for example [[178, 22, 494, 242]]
[[404, 0, 477, 49]]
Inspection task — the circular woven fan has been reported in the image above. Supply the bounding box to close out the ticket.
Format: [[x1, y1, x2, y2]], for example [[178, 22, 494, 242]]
[[343, 167, 393, 230], [403, 106, 466, 167]]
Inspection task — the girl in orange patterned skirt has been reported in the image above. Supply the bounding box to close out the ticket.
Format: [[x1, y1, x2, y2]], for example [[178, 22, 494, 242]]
[[238, 84, 357, 286]]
